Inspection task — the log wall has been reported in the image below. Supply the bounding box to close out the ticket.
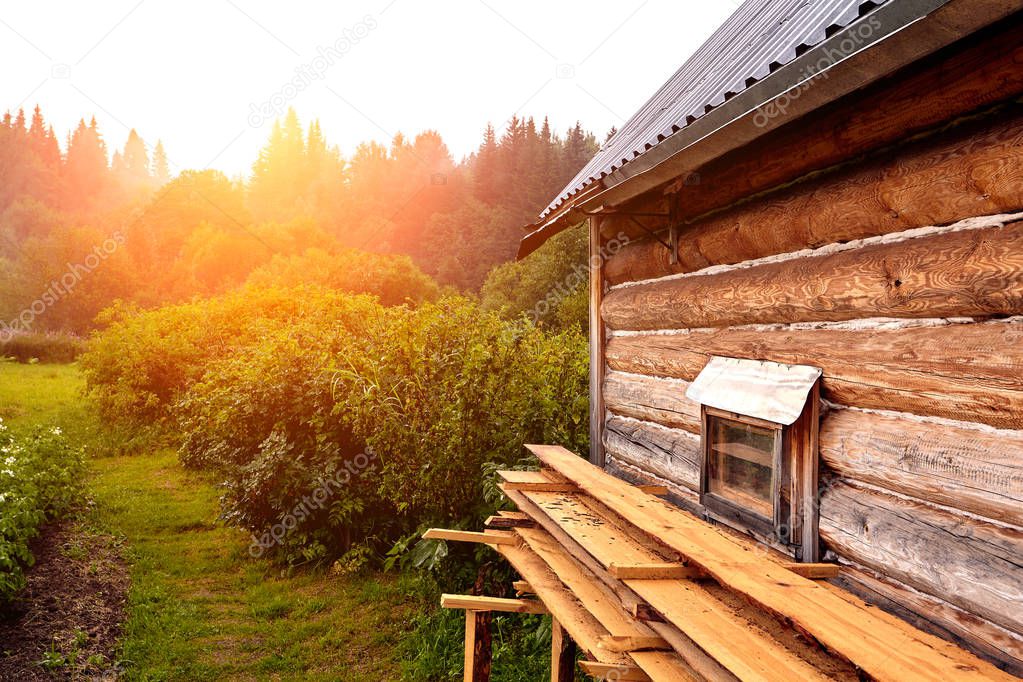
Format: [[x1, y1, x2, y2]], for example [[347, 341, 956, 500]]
[[594, 95, 1023, 669]]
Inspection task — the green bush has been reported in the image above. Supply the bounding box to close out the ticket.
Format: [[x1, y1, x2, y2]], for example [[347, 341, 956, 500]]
[[80, 287, 385, 430], [0, 421, 84, 602], [338, 297, 589, 527], [176, 296, 396, 564], [0, 332, 86, 364]]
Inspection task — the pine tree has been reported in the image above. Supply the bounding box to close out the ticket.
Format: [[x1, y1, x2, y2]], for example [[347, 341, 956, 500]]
[[151, 140, 170, 184], [122, 129, 150, 181]]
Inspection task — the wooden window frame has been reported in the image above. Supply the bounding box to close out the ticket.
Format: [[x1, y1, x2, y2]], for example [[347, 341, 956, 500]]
[[698, 382, 821, 561]]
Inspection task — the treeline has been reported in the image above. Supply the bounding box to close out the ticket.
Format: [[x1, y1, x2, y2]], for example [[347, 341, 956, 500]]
[[0, 105, 598, 336]]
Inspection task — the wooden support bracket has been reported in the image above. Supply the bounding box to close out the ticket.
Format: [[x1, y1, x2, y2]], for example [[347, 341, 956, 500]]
[[422, 529, 517, 546], [550, 618, 577, 682], [441, 594, 549, 614], [512, 580, 533, 595], [464, 610, 492, 682]]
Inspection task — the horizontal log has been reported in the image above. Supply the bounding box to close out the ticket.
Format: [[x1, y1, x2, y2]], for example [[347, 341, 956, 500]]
[[668, 16, 1023, 233], [821, 410, 1023, 526], [603, 415, 700, 490], [819, 481, 1023, 636], [833, 568, 1023, 677], [602, 220, 1023, 331], [605, 321, 1023, 429], [603, 372, 701, 434], [605, 107, 1023, 285]]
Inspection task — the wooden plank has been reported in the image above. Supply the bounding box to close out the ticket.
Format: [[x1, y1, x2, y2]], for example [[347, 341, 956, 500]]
[[604, 371, 701, 433], [820, 409, 1023, 525], [605, 320, 1023, 430], [485, 514, 536, 530], [602, 220, 1023, 331], [497, 469, 576, 492], [579, 661, 651, 681], [630, 652, 701, 682], [518, 490, 833, 681], [512, 580, 533, 594], [441, 594, 548, 614], [590, 216, 607, 467], [604, 416, 701, 490], [598, 635, 671, 653], [609, 563, 704, 580], [423, 529, 518, 546], [464, 610, 492, 682], [513, 526, 661, 642], [631, 603, 666, 623], [550, 618, 577, 682], [605, 107, 1023, 285], [784, 564, 839, 580], [636, 484, 669, 496], [529, 444, 1016, 681], [819, 481, 1023, 635], [495, 538, 628, 665]]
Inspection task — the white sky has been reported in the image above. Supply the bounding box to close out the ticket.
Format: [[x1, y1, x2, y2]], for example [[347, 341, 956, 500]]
[[0, 1, 738, 178]]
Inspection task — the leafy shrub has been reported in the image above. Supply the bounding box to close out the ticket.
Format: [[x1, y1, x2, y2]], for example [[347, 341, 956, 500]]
[[480, 222, 589, 332], [80, 287, 385, 430], [176, 296, 396, 564], [0, 332, 86, 363], [337, 297, 589, 526], [0, 421, 84, 602]]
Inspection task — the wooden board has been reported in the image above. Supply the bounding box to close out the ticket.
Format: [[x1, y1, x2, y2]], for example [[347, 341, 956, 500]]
[[820, 409, 1023, 526], [819, 480, 1023, 635], [605, 107, 1023, 285], [497, 469, 577, 492], [495, 541, 628, 665], [605, 321, 1023, 429], [601, 220, 1023, 331], [527, 444, 1016, 681], [519, 490, 832, 681]]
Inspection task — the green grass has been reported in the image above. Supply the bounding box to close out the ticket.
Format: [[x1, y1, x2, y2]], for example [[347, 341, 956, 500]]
[[1, 361, 416, 680]]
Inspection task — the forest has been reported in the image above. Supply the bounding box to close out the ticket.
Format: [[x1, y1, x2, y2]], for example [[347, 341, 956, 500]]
[[0, 103, 602, 680]]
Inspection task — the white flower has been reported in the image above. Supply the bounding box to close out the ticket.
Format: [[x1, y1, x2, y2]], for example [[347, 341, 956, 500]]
[[3, 456, 14, 466], [0, 493, 6, 503], [50, 426, 62, 436]]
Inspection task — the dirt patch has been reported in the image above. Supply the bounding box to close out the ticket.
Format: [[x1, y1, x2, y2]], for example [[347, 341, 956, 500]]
[[0, 521, 128, 681]]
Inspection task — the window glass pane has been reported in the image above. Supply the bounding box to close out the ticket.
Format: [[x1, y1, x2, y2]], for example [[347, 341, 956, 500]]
[[707, 415, 776, 519]]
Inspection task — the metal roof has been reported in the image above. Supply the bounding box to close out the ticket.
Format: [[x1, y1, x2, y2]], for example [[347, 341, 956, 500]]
[[540, 0, 890, 220]]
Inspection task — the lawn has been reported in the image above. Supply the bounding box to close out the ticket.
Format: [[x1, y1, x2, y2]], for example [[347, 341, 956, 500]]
[[0, 361, 417, 680]]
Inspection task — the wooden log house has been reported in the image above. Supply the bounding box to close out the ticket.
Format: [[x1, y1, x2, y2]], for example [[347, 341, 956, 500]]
[[434, 0, 1023, 679]]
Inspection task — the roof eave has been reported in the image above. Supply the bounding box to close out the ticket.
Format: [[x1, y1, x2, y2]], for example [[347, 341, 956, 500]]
[[518, 0, 1017, 260]]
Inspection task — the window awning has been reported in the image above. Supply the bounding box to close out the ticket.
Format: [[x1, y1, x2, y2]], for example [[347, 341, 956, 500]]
[[686, 356, 821, 425]]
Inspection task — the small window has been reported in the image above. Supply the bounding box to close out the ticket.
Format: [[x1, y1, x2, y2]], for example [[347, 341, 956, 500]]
[[705, 412, 779, 520], [687, 357, 822, 560]]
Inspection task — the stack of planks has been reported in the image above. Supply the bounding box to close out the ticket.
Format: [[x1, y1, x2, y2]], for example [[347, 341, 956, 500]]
[[429, 446, 1018, 681]]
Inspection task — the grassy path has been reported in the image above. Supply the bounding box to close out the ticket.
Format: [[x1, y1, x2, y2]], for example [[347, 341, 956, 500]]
[[2, 363, 416, 680]]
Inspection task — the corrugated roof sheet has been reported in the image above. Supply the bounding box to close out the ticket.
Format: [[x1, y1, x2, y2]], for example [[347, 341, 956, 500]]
[[540, 0, 889, 219]]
